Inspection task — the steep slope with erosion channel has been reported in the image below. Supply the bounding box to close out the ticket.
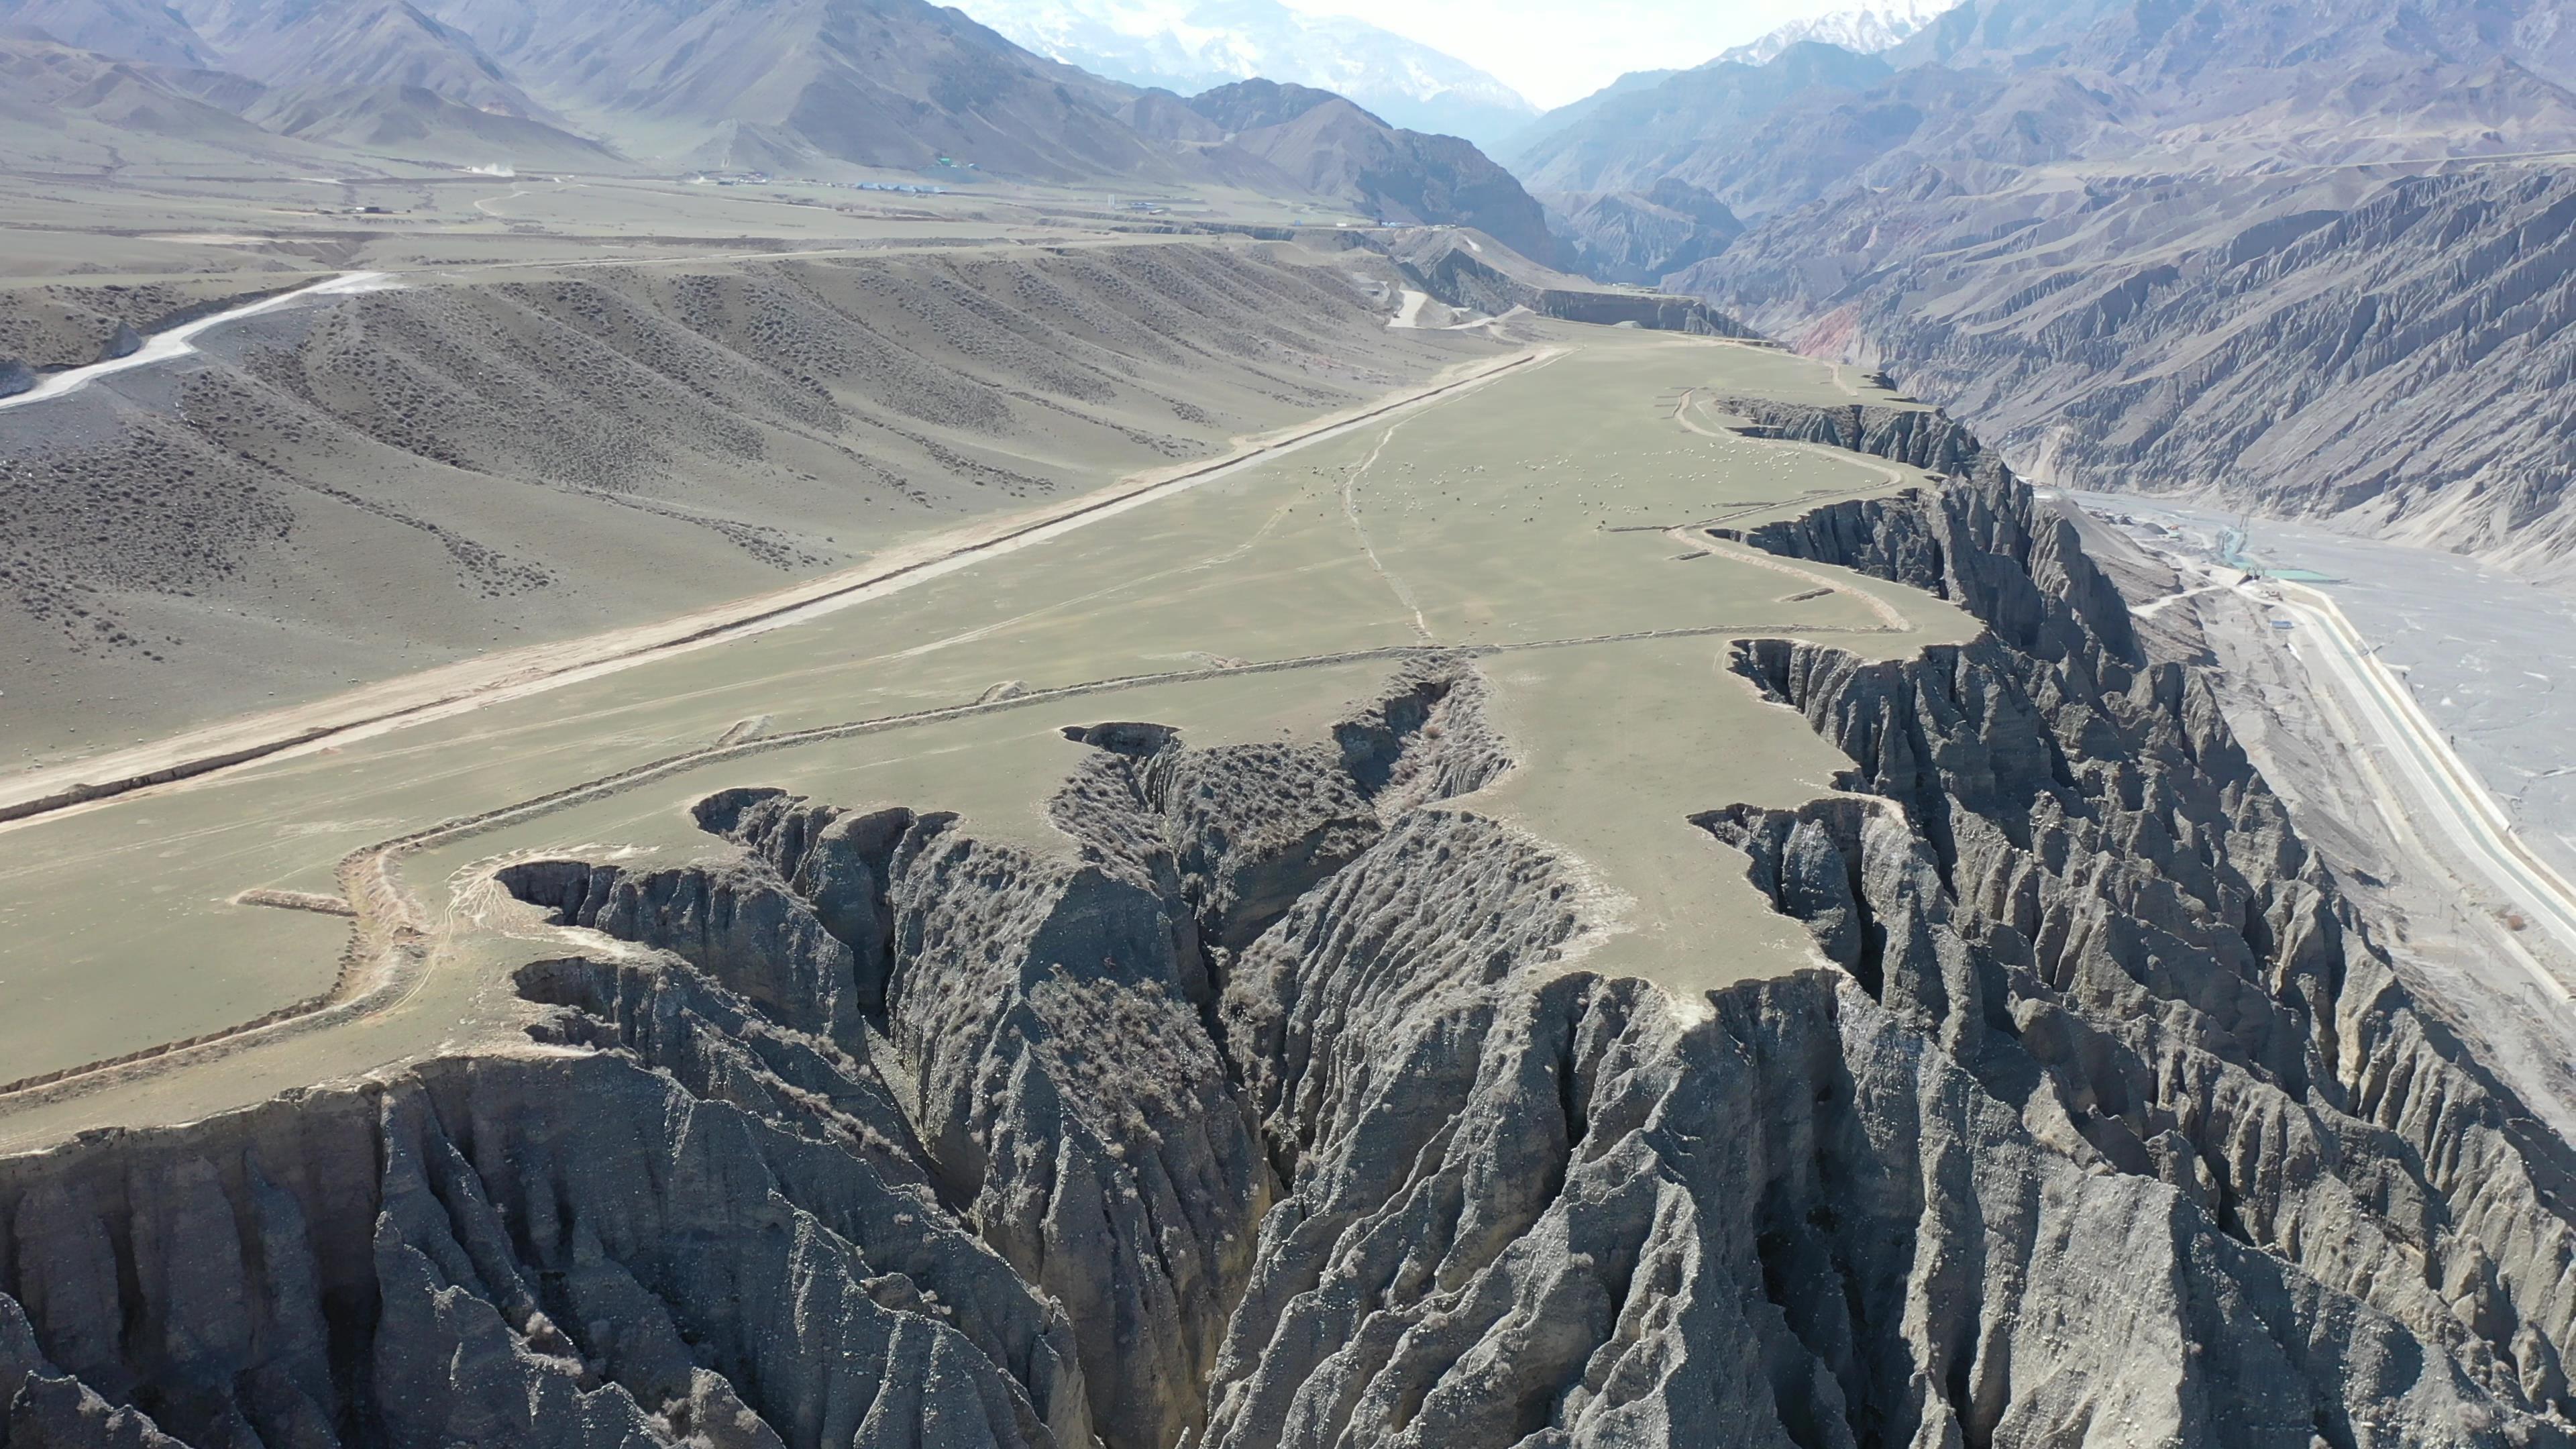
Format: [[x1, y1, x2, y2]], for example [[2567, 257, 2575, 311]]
[[5, 399, 2575, 1446], [1696, 161, 2576, 584]]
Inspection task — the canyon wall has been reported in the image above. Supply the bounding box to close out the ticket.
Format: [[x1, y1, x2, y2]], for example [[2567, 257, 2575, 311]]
[[1695, 162, 2576, 584], [6, 415, 2575, 1446]]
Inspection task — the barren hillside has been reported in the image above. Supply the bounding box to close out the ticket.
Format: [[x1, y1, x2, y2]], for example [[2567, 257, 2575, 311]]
[[0, 240, 1494, 765], [1527, 0, 2576, 580], [1701, 160, 2576, 580]]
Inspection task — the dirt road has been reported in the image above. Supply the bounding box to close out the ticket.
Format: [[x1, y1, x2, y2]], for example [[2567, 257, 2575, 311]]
[[2275, 581, 2576, 960], [0, 345, 1554, 830], [0, 271, 395, 412]]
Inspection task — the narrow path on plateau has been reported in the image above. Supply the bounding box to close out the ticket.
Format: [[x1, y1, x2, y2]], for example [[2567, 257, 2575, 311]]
[[1, 347, 1554, 830]]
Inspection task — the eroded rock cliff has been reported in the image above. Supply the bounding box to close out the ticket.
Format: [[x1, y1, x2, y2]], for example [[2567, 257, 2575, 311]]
[[6, 427, 2575, 1446], [1697, 162, 2576, 583]]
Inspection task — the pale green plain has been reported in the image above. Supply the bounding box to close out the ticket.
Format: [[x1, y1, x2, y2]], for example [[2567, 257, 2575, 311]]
[[0, 328, 1976, 1149]]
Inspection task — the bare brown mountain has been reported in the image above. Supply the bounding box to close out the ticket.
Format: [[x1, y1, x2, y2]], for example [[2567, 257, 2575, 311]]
[[411, 0, 1180, 179], [1701, 158, 2576, 580], [1526, 0, 2576, 578], [244, 79, 623, 164], [1180, 78, 1565, 266], [172, 0, 549, 117], [1542, 176, 1742, 286], [1505, 41, 1896, 201], [1, 0, 1559, 243], [0, 32, 322, 166], [0, 0, 619, 165], [1901, 0, 2576, 95]]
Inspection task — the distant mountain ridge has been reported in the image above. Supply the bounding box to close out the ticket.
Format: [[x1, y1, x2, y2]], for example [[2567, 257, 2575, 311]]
[[1171, 78, 1563, 264], [948, 0, 1538, 148], [0, 0, 1560, 244], [1542, 177, 1740, 285], [173, 0, 544, 117], [1507, 42, 1897, 201], [1514, 0, 2576, 580], [1714, 0, 1956, 66], [0, 0, 215, 66]]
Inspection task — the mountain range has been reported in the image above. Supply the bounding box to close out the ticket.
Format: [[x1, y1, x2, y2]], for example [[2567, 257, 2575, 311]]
[[1712, 0, 1955, 66], [0, 0, 1564, 251], [1137, 78, 1559, 258], [1497, 3, 1951, 295], [1524, 0, 2576, 580]]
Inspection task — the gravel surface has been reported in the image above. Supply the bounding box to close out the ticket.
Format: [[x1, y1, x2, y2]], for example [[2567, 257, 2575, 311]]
[[2076, 491, 2576, 882]]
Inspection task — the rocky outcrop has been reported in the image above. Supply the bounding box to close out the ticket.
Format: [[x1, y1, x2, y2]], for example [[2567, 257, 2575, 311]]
[[1205, 844, 2520, 1446], [1711, 428, 2576, 1435], [498, 855, 871, 1044], [7, 470, 2576, 1444], [0, 1051, 1095, 1449], [1713, 396, 1987, 475], [1380, 228, 1754, 336]]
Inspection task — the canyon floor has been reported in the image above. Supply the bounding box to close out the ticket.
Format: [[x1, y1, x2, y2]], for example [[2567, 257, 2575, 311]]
[[2086, 494, 2576, 887]]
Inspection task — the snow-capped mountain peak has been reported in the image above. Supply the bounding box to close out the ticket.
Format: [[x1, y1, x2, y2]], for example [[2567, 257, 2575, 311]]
[[1715, 0, 1957, 66]]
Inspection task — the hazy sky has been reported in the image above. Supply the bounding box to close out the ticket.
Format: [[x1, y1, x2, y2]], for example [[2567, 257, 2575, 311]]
[[1277, 0, 1854, 107]]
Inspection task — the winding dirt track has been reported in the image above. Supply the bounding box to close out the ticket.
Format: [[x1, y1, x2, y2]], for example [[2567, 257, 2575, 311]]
[[0, 341, 1933, 1110], [1, 347, 1554, 833], [0, 607, 1916, 1108], [0, 270, 394, 413]]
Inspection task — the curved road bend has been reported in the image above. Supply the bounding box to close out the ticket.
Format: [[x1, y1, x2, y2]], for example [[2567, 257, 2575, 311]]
[[0, 271, 394, 413], [2274, 582, 2576, 961]]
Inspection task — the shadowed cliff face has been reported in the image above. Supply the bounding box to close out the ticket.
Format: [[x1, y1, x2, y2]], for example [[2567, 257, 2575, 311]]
[[6, 427, 2576, 1446]]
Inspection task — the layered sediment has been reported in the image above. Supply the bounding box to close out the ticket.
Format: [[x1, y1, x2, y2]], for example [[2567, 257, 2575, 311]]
[[6, 414, 2575, 1446]]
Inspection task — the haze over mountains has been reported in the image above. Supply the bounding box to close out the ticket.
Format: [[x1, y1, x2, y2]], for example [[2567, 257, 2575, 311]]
[[0, 0, 1561, 239], [945, 0, 1540, 149]]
